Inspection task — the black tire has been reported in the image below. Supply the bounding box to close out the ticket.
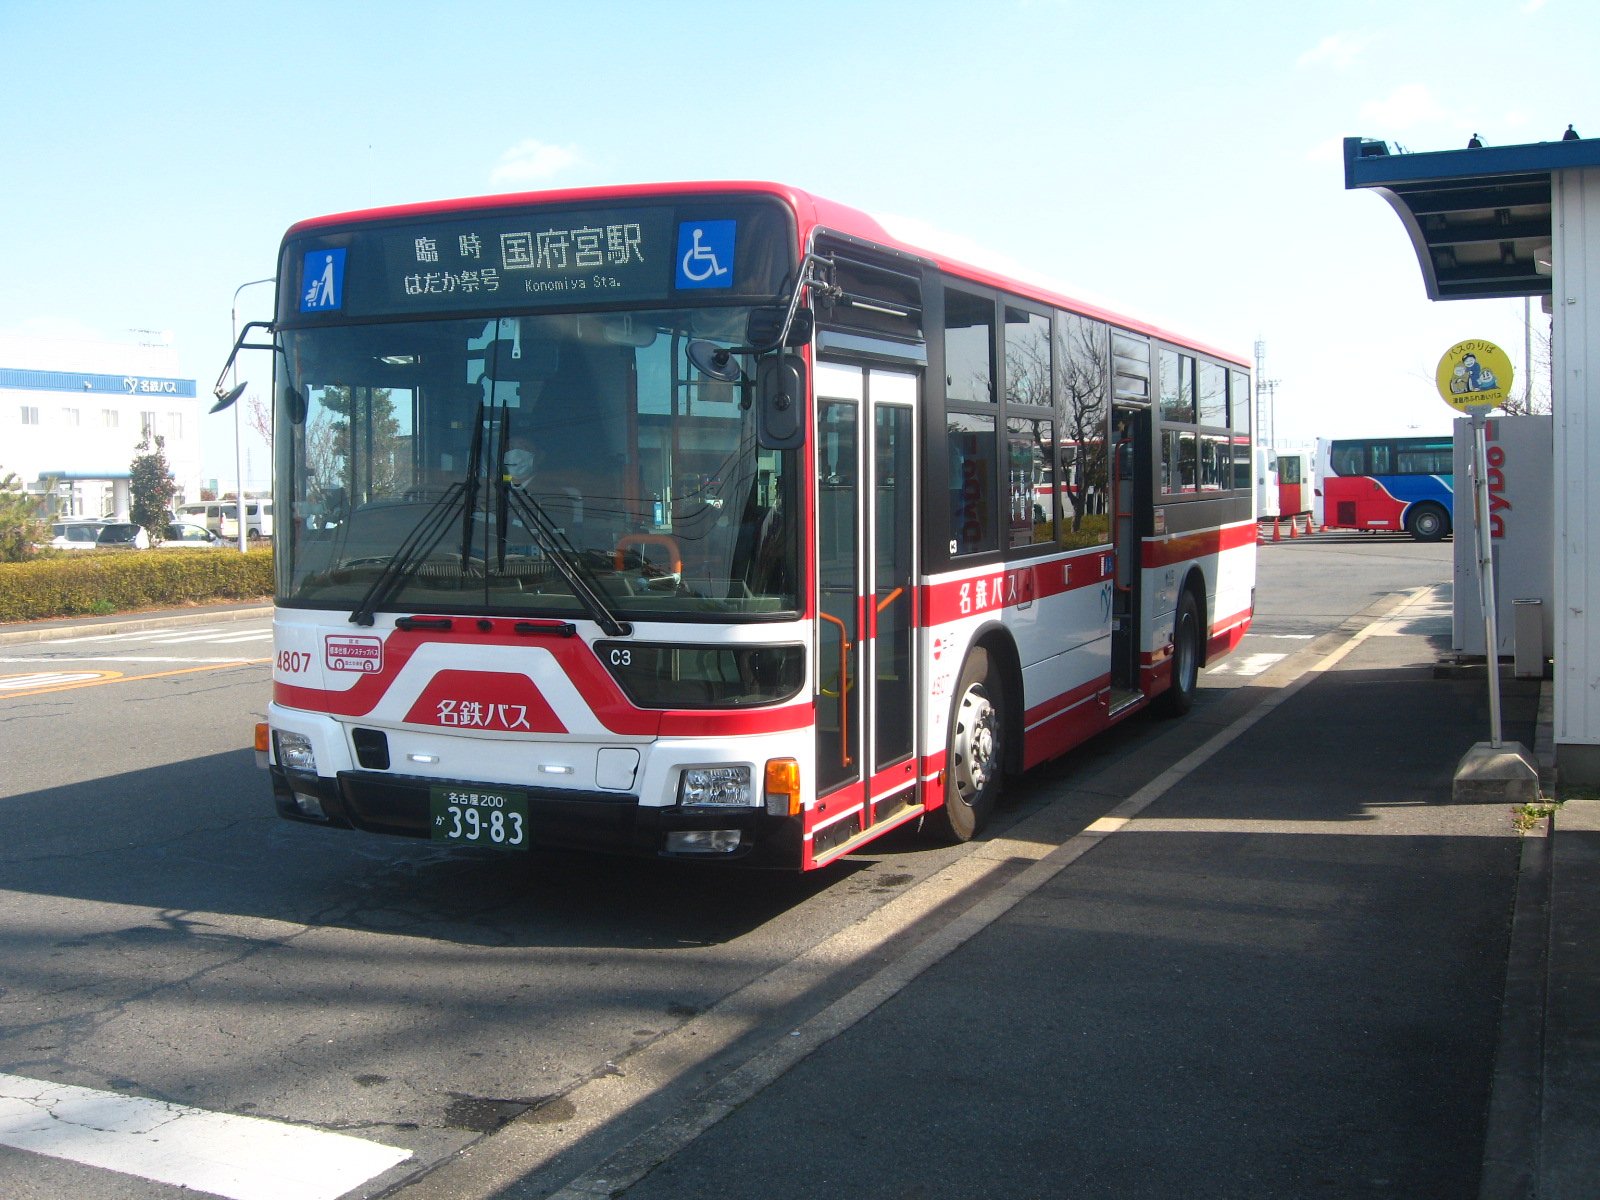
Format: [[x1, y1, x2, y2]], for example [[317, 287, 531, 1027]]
[[928, 647, 1004, 842], [1407, 504, 1450, 542], [1157, 590, 1202, 717]]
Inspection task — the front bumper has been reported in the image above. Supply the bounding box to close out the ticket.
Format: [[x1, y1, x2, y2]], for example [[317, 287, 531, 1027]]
[[270, 765, 802, 866]]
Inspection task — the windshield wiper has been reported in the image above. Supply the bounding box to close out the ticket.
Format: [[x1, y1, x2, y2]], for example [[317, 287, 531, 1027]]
[[347, 482, 470, 626], [460, 402, 487, 567], [348, 407, 487, 627], [502, 481, 632, 638]]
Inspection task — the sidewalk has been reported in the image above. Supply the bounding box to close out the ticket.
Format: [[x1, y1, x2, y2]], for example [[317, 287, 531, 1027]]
[[0, 600, 270, 646], [423, 591, 1586, 1200]]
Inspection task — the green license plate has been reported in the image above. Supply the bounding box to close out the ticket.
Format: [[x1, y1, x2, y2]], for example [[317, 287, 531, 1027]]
[[429, 785, 529, 849]]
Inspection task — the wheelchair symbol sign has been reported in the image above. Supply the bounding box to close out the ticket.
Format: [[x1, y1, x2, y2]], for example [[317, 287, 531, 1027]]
[[675, 221, 736, 290]]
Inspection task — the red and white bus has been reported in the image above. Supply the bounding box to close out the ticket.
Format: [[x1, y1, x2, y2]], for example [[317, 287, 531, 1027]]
[[230, 182, 1255, 870], [1274, 449, 1313, 517], [1255, 447, 1312, 521], [1256, 447, 1280, 520]]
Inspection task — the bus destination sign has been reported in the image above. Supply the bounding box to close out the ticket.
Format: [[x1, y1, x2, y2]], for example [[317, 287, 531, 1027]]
[[293, 206, 677, 318], [285, 200, 791, 320]]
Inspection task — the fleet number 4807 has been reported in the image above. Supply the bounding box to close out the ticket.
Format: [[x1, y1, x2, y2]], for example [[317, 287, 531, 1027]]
[[277, 650, 312, 673]]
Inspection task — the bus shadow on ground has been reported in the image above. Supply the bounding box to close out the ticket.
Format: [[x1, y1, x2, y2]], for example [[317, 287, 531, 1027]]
[[0, 648, 1541, 952], [0, 749, 855, 949]]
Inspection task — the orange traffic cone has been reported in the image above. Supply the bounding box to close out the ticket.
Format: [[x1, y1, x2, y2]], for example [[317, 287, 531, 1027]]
[[1288, 514, 1299, 538], [1272, 517, 1281, 541]]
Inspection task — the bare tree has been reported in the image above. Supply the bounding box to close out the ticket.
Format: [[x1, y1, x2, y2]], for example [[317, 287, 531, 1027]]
[[1054, 313, 1110, 533], [245, 394, 273, 451], [1502, 309, 1553, 416]]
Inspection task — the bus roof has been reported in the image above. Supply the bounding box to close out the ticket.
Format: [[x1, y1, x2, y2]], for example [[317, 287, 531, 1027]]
[[284, 180, 1250, 369]]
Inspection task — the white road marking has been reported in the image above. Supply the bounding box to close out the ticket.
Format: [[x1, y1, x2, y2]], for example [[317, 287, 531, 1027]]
[[44, 627, 270, 646], [22, 628, 271, 653], [47, 628, 227, 644], [1208, 651, 1287, 677], [0, 671, 110, 690], [0, 656, 263, 665], [143, 631, 245, 644], [0, 1072, 411, 1200]]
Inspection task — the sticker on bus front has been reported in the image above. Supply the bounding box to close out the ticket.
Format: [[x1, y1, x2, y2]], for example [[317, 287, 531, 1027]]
[[325, 634, 383, 673]]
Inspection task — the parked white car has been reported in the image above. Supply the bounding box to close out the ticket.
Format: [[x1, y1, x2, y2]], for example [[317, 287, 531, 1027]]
[[219, 499, 273, 540], [95, 522, 151, 549], [177, 500, 273, 540], [176, 502, 227, 533], [162, 522, 226, 548], [49, 519, 106, 551]]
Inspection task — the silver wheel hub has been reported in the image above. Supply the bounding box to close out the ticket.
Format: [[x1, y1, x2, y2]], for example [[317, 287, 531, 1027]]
[[952, 686, 998, 801]]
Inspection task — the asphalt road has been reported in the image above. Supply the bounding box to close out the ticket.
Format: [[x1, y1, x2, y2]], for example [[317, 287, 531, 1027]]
[[0, 533, 1466, 1199]]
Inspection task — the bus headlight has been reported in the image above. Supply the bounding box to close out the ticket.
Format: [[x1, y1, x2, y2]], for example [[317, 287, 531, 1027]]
[[677, 765, 754, 807], [274, 730, 317, 774]]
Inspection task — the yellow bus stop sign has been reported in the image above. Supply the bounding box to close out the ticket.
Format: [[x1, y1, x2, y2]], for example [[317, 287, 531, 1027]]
[[1436, 339, 1515, 413]]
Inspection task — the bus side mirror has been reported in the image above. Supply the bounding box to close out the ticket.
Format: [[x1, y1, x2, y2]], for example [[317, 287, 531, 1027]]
[[746, 306, 814, 350], [785, 308, 815, 347], [756, 355, 805, 450]]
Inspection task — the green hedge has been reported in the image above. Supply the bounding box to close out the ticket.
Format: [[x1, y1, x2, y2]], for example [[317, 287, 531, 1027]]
[[0, 549, 274, 623]]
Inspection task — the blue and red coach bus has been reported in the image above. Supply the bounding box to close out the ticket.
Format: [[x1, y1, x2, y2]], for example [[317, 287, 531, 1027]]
[[1317, 435, 1453, 541], [221, 181, 1256, 869]]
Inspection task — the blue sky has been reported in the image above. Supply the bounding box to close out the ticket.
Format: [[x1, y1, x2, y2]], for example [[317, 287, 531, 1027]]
[[1, 0, 1592, 486]]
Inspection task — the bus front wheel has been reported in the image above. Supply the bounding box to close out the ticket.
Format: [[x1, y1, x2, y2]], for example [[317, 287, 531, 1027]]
[[929, 647, 1004, 842], [1407, 504, 1450, 542]]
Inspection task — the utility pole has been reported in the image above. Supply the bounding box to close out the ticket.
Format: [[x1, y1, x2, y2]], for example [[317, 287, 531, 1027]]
[[1253, 339, 1279, 449]]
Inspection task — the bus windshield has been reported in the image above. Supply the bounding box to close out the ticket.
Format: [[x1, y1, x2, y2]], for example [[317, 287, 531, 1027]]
[[275, 307, 799, 621]]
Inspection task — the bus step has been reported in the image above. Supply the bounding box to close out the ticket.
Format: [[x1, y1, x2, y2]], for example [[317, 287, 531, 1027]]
[[1108, 687, 1143, 715]]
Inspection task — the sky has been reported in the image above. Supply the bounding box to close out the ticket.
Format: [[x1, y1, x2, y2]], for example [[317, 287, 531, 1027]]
[[1, 0, 1594, 489]]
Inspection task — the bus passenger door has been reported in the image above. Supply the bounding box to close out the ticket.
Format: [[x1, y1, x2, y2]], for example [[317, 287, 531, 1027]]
[[1110, 403, 1150, 710], [813, 362, 920, 860]]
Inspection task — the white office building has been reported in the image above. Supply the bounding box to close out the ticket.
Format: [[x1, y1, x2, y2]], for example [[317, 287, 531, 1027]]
[[0, 332, 202, 519]]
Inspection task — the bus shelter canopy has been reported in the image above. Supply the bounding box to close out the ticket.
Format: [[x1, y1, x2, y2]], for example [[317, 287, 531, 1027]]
[[1343, 132, 1600, 301]]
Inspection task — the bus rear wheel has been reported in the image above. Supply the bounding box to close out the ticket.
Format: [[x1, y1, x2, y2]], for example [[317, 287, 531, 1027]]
[[929, 647, 1003, 843], [1157, 590, 1202, 717], [1407, 503, 1450, 542]]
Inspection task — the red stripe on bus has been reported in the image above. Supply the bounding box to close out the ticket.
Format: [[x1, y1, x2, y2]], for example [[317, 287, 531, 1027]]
[[920, 549, 1112, 625], [274, 622, 810, 737], [1141, 520, 1257, 568], [1021, 674, 1114, 770]]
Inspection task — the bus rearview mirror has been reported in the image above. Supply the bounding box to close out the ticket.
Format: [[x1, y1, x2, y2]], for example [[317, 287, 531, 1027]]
[[757, 355, 805, 450]]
